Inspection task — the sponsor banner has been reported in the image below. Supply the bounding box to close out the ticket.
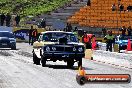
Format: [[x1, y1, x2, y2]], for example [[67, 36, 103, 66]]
[[13, 28, 29, 41], [13, 27, 45, 42], [76, 74, 131, 85], [76, 68, 131, 85]]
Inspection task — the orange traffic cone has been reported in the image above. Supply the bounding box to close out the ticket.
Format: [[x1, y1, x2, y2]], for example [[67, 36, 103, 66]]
[[127, 39, 132, 51], [78, 66, 86, 76], [92, 37, 96, 50]]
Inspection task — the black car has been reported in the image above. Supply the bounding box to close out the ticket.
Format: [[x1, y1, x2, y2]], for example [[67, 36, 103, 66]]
[[0, 31, 16, 50], [33, 31, 85, 68]]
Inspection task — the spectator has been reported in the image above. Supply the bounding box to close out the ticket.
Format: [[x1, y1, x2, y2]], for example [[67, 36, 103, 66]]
[[120, 26, 126, 36], [87, 0, 91, 6], [29, 26, 34, 45], [119, 4, 124, 11], [32, 29, 38, 44], [40, 19, 46, 28], [102, 27, 107, 37], [66, 23, 72, 32], [0, 13, 5, 26], [63, 28, 66, 31], [127, 26, 132, 36], [104, 30, 115, 52], [74, 26, 78, 31], [15, 14, 20, 27], [111, 4, 116, 11], [118, 0, 121, 7], [127, 4, 132, 12], [73, 27, 78, 36], [5, 13, 11, 27]]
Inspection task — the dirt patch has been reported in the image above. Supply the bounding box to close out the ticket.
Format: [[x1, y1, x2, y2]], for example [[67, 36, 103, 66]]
[[13, 50, 32, 57], [0, 50, 13, 56]]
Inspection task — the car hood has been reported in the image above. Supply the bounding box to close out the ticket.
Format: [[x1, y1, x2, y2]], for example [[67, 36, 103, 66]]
[[0, 37, 15, 41], [33, 41, 84, 47]]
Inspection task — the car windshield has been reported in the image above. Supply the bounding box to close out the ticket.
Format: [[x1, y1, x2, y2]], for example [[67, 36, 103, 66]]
[[0, 32, 15, 38], [119, 36, 132, 40], [42, 32, 78, 42]]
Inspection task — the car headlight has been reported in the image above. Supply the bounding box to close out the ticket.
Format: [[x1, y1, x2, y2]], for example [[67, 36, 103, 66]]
[[46, 46, 50, 52], [52, 47, 56, 51], [73, 47, 76, 51], [10, 40, 16, 43], [78, 47, 83, 52]]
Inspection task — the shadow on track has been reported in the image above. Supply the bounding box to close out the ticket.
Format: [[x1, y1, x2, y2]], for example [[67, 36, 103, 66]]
[[0, 48, 19, 50], [44, 64, 79, 70], [42, 64, 94, 70]]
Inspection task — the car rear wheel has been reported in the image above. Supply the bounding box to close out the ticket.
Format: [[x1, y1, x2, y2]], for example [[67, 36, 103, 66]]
[[67, 59, 74, 68], [78, 58, 82, 68], [33, 53, 40, 65], [41, 57, 46, 67]]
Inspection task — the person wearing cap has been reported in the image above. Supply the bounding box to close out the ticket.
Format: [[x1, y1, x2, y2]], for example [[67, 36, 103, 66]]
[[104, 30, 115, 52]]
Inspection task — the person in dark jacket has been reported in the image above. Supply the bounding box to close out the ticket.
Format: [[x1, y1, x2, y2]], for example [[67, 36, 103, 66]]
[[5, 13, 11, 27], [0, 13, 5, 26], [87, 0, 91, 6], [120, 26, 126, 36], [127, 4, 132, 12], [15, 15, 20, 27], [29, 26, 34, 45], [127, 26, 132, 36], [102, 27, 107, 37], [41, 19, 46, 28], [119, 4, 124, 11], [104, 30, 115, 52], [66, 23, 72, 32]]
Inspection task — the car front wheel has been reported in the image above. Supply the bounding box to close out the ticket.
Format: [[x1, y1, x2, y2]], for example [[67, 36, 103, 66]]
[[67, 59, 74, 68], [11, 45, 16, 50], [33, 53, 40, 65], [41, 57, 46, 67]]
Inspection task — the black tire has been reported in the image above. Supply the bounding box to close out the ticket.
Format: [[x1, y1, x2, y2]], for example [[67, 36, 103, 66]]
[[33, 53, 40, 65], [11, 46, 16, 50], [118, 46, 121, 53], [76, 75, 86, 85], [78, 58, 82, 68], [67, 59, 74, 68], [41, 57, 46, 67]]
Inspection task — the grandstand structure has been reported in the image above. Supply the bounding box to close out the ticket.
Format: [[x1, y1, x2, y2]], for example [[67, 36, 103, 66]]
[[68, 0, 132, 29]]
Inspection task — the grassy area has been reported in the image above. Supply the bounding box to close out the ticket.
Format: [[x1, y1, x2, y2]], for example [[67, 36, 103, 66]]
[[0, 0, 71, 18]]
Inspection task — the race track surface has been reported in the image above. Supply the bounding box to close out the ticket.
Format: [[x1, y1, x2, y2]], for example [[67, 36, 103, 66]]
[[0, 43, 131, 88]]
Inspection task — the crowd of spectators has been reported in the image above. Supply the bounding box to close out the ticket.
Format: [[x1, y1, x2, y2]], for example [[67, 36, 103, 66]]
[[0, 13, 20, 27], [119, 26, 132, 36], [102, 26, 132, 37], [111, 0, 132, 12]]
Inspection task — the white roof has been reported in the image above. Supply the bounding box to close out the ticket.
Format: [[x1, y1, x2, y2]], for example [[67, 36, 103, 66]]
[[41, 31, 73, 34], [0, 31, 12, 33]]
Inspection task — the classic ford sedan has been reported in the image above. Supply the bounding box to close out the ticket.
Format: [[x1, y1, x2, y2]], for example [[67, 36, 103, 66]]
[[32, 31, 85, 68]]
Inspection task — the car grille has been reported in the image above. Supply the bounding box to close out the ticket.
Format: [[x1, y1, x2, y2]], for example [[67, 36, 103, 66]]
[[56, 46, 73, 52], [0, 39, 10, 44]]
